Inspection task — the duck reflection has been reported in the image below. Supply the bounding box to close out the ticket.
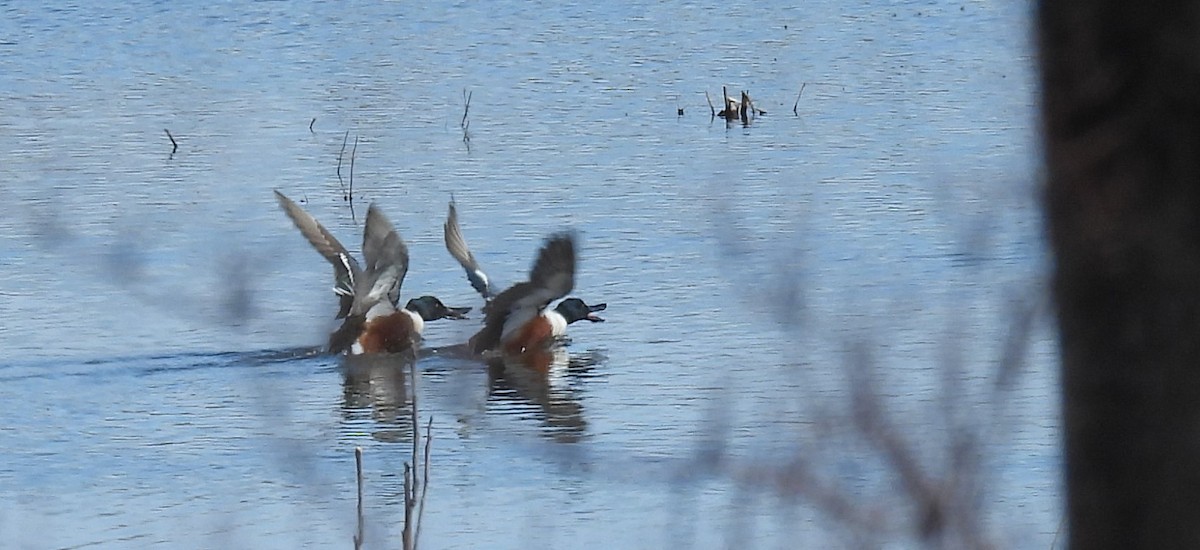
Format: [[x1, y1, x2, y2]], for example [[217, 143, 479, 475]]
[[485, 347, 604, 444], [338, 345, 606, 444], [340, 353, 416, 443]]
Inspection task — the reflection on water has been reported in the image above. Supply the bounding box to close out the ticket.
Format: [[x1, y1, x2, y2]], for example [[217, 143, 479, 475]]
[[339, 345, 607, 445], [485, 347, 606, 444], [340, 353, 418, 443]]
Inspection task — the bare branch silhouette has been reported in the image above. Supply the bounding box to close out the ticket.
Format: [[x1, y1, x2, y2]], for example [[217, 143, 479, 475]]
[[164, 129, 178, 155]]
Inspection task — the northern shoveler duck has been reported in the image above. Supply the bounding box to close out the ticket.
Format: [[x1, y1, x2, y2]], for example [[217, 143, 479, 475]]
[[443, 199, 605, 355], [275, 191, 470, 355]]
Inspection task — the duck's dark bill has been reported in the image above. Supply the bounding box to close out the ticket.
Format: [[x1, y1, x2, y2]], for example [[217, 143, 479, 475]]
[[586, 302, 606, 322]]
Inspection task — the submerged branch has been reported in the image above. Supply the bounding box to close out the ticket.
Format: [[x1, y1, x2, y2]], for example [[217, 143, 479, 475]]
[[402, 462, 414, 550], [348, 135, 358, 222], [793, 83, 807, 116], [337, 130, 349, 200], [461, 88, 472, 129], [353, 447, 365, 550], [416, 417, 433, 548], [164, 129, 178, 154], [402, 351, 429, 550], [462, 89, 472, 147]]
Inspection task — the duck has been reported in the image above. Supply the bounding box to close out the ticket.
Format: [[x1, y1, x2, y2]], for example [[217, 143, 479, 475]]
[[275, 190, 470, 355], [442, 199, 605, 355]]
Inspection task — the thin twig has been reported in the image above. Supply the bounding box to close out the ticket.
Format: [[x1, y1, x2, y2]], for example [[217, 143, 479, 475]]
[[354, 447, 365, 550], [309, 117, 316, 133], [415, 416, 433, 548], [409, 355, 420, 498], [791, 81, 846, 116], [404, 352, 421, 550], [747, 91, 765, 116], [461, 89, 472, 129], [705, 90, 716, 118], [848, 343, 945, 541], [740, 90, 750, 124], [164, 129, 178, 154], [402, 463, 414, 550], [462, 89, 472, 147], [766, 454, 888, 534], [793, 82, 807, 116], [348, 135, 358, 222], [336, 130, 349, 199], [994, 291, 1039, 393]]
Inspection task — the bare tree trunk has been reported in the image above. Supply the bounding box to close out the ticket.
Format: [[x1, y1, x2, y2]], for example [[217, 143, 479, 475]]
[[1039, 1, 1200, 547]]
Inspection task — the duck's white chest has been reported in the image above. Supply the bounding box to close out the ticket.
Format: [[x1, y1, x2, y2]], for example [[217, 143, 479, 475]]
[[544, 310, 568, 337], [404, 309, 425, 335]]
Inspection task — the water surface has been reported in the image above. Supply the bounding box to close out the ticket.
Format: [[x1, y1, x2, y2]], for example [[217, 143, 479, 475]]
[[0, 1, 1054, 548]]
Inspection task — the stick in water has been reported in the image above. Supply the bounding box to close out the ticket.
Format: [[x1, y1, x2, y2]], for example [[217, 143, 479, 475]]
[[415, 417, 432, 548], [793, 82, 807, 116], [164, 129, 178, 154], [354, 447, 365, 550], [348, 135, 358, 222], [337, 130, 349, 200]]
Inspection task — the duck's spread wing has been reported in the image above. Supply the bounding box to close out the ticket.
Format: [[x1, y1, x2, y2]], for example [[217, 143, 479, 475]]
[[328, 314, 365, 354], [469, 233, 576, 354], [361, 204, 409, 279], [275, 190, 361, 318], [352, 204, 409, 316], [528, 232, 576, 302], [470, 282, 534, 354], [444, 199, 494, 300]]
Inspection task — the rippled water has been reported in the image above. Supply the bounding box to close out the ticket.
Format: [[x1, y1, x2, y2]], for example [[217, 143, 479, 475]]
[[0, 1, 1054, 548]]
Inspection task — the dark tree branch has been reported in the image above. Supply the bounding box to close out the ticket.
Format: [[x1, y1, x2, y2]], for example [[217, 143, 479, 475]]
[[164, 129, 178, 154]]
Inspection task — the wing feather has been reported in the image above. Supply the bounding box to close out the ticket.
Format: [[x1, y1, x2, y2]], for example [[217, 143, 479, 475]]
[[351, 204, 409, 316], [275, 190, 361, 318], [527, 232, 575, 300], [443, 199, 494, 299]]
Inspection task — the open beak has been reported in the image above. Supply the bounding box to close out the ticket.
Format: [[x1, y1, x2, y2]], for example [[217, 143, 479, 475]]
[[586, 302, 607, 322], [445, 306, 472, 320]]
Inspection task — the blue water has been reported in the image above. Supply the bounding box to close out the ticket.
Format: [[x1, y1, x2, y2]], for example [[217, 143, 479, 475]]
[[0, 1, 1055, 548]]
